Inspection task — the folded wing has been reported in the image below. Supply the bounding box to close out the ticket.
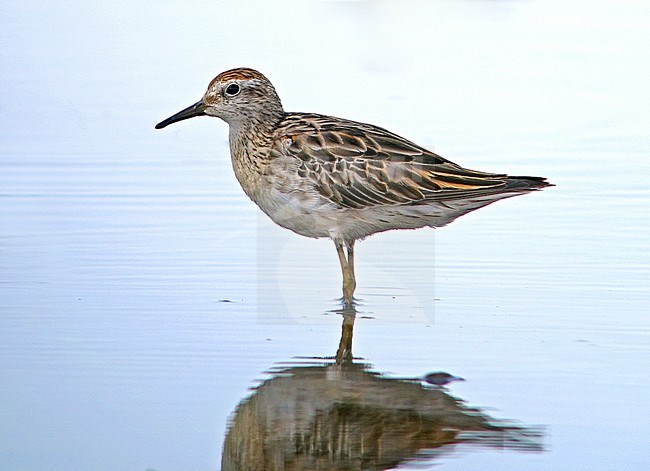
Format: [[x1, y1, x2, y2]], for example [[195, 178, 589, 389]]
[[275, 114, 512, 210]]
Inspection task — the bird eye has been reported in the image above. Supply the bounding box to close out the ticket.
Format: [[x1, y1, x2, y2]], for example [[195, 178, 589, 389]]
[[225, 83, 240, 96]]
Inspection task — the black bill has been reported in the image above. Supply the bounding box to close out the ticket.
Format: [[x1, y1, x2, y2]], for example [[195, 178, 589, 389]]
[[155, 100, 206, 129]]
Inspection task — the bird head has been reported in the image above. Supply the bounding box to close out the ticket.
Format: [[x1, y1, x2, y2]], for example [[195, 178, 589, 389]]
[[155, 67, 284, 130]]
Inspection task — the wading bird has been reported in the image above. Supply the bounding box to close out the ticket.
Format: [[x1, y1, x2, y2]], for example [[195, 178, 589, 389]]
[[156, 68, 550, 306]]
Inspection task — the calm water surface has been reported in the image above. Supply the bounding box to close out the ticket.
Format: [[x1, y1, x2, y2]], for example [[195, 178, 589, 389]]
[[1, 1, 649, 470]]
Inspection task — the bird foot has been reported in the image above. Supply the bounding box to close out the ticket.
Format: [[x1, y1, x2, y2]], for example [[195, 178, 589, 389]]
[[336, 295, 359, 310]]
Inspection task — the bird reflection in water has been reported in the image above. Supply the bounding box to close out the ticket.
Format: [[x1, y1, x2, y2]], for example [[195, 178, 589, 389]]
[[222, 310, 543, 470]]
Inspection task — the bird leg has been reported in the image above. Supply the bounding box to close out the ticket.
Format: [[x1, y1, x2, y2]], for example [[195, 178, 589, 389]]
[[347, 240, 356, 279], [335, 311, 356, 365], [335, 241, 356, 306]]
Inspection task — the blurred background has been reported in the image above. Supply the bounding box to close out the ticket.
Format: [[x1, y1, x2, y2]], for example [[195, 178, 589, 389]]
[[1, 1, 649, 470]]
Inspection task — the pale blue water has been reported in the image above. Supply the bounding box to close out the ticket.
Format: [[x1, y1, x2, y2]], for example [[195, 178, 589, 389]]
[[1, 1, 649, 470]]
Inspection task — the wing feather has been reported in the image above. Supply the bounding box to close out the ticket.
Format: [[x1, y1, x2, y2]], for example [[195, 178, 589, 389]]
[[274, 113, 510, 209]]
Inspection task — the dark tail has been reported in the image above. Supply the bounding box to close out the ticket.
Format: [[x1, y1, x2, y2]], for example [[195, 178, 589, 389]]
[[505, 176, 553, 191]]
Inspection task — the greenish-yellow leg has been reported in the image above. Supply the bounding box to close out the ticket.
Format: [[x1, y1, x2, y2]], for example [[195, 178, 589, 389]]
[[347, 240, 355, 279], [335, 241, 356, 306]]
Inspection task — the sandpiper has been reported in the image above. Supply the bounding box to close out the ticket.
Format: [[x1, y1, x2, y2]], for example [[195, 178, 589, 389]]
[[156, 68, 550, 306]]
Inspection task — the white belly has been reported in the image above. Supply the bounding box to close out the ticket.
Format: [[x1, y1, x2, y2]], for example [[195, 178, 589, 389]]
[[253, 185, 339, 239]]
